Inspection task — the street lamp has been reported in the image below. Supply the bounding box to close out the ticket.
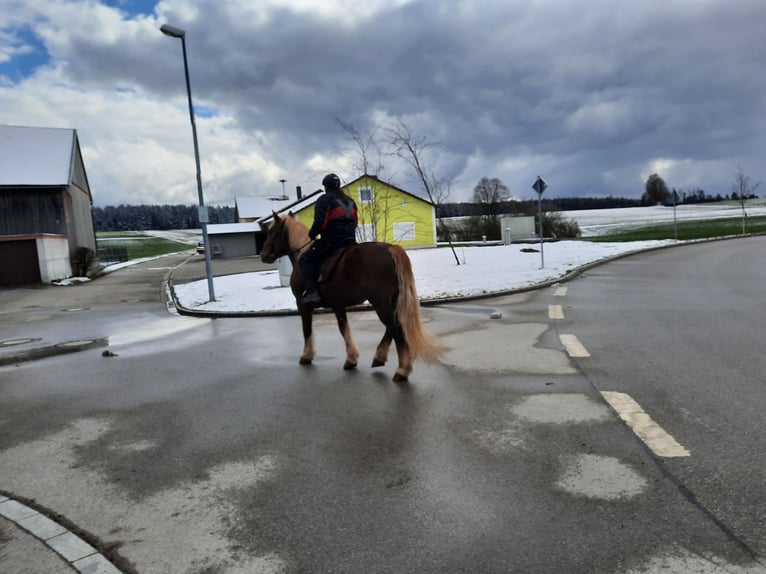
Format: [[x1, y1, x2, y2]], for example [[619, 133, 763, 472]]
[[279, 178, 287, 199], [160, 23, 215, 301]]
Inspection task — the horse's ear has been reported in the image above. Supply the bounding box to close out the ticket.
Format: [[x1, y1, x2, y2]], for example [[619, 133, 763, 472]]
[[272, 210, 279, 219], [288, 210, 294, 218]]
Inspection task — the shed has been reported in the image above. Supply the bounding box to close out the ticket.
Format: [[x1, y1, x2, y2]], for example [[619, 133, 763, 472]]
[[204, 222, 261, 258], [0, 125, 97, 285]]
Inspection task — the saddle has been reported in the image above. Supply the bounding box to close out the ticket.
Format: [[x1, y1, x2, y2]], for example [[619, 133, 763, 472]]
[[317, 244, 354, 285]]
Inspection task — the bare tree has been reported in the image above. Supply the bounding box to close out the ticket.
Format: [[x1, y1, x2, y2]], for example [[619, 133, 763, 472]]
[[731, 166, 761, 235], [473, 177, 511, 239], [643, 173, 670, 205], [335, 118, 384, 177], [387, 120, 460, 264], [335, 119, 391, 241]]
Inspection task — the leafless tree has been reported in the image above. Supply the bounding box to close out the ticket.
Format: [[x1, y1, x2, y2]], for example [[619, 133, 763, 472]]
[[473, 177, 511, 238], [731, 166, 761, 235], [387, 120, 460, 264], [335, 119, 391, 241], [643, 173, 671, 205]]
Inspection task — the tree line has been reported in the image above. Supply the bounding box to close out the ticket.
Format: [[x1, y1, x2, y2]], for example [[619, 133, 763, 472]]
[[92, 189, 746, 233], [93, 204, 236, 232]]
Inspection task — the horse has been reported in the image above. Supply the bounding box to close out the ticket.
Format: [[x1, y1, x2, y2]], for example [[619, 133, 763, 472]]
[[259, 212, 443, 382]]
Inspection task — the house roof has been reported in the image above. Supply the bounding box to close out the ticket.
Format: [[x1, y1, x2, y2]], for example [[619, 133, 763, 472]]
[[235, 196, 296, 219], [258, 189, 324, 225], [0, 125, 77, 186], [206, 221, 261, 235], [346, 174, 434, 205]]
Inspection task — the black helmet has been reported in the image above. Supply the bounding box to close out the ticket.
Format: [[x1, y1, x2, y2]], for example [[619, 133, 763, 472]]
[[322, 173, 341, 190]]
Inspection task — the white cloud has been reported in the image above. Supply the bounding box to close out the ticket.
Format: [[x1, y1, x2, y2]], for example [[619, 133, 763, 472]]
[[1, 0, 765, 206]]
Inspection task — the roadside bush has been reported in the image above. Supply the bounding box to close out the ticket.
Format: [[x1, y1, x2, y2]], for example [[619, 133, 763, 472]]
[[540, 212, 581, 238], [71, 246, 95, 277]]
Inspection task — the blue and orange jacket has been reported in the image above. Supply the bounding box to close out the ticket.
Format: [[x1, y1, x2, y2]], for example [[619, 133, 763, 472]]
[[308, 190, 358, 245]]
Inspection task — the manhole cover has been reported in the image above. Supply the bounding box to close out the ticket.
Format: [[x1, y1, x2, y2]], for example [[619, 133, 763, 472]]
[[0, 338, 41, 347]]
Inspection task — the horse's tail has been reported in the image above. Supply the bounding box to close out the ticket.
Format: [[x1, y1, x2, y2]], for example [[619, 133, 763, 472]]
[[389, 245, 444, 363]]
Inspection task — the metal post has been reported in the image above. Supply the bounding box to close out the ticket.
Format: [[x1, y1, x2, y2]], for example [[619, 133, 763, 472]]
[[672, 189, 678, 240], [537, 191, 544, 268], [532, 176, 548, 269], [161, 24, 215, 302]]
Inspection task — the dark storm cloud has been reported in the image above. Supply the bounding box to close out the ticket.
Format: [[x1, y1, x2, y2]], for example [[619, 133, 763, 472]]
[[44, 0, 766, 200]]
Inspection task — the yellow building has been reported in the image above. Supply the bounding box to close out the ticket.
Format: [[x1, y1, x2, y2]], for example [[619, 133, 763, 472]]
[[288, 175, 436, 248]]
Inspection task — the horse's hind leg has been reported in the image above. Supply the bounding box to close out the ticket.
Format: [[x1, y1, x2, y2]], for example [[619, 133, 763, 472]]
[[392, 329, 413, 382], [335, 309, 359, 370], [299, 307, 316, 365], [371, 303, 395, 368], [372, 329, 393, 368]]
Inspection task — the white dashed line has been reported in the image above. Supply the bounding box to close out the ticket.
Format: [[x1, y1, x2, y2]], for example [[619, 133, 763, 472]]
[[554, 287, 568, 296], [548, 305, 564, 319], [559, 334, 590, 357], [600, 392, 691, 458]]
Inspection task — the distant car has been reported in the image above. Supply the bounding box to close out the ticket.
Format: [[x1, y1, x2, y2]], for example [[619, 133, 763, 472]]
[[196, 241, 205, 254]]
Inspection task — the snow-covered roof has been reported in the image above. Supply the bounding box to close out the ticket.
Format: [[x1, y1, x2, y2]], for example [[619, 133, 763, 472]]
[[206, 222, 261, 235], [256, 189, 324, 224], [235, 196, 295, 219], [0, 125, 76, 186]]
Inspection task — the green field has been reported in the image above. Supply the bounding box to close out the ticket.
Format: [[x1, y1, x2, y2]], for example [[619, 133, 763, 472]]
[[586, 215, 766, 242], [96, 232, 193, 262]]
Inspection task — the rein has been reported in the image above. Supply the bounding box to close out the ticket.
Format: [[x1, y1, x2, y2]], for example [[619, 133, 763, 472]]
[[290, 238, 313, 257], [281, 218, 313, 259]]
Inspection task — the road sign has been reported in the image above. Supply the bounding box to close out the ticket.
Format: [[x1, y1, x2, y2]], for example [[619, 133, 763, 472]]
[[532, 176, 547, 195]]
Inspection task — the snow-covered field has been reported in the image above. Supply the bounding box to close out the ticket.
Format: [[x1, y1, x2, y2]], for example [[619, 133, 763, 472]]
[[113, 201, 764, 313], [567, 201, 766, 237]]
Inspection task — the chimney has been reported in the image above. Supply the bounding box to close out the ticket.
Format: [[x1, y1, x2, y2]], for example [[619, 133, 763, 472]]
[[296, 185, 302, 200]]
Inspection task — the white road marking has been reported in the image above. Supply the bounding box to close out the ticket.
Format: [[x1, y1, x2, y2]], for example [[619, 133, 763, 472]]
[[554, 287, 568, 296], [601, 391, 691, 458], [559, 334, 590, 357], [549, 305, 564, 319]]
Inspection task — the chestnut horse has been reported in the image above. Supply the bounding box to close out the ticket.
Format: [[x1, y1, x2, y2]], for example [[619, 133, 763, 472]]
[[260, 212, 443, 381]]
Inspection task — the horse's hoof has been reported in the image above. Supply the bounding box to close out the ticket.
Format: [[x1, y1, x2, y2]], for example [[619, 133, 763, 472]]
[[299, 358, 312, 365], [343, 361, 357, 370], [371, 359, 385, 368], [393, 373, 408, 383]]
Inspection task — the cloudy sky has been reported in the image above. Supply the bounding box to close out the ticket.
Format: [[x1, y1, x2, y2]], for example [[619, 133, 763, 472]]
[[1, 0, 764, 207]]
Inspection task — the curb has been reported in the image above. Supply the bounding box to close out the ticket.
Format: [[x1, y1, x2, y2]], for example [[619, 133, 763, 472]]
[[0, 493, 133, 573], [168, 237, 709, 317], [0, 338, 108, 367]]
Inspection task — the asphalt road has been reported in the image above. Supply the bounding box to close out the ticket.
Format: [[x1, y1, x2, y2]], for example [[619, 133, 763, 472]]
[[562, 236, 766, 560], [1, 243, 765, 573]]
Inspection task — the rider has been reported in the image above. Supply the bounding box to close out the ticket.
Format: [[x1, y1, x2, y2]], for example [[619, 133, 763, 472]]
[[299, 173, 358, 305]]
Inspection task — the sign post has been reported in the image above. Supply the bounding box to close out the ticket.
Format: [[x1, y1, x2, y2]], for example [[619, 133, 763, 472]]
[[532, 176, 548, 268]]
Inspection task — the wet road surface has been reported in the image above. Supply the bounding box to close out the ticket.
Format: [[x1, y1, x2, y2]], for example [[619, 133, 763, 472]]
[[1, 249, 765, 573]]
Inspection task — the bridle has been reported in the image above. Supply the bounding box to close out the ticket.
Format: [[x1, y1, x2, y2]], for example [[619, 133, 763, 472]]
[[289, 238, 313, 258]]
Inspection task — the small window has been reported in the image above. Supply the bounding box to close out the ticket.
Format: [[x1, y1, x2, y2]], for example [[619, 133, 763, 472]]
[[359, 186, 374, 203], [393, 222, 416, 242]]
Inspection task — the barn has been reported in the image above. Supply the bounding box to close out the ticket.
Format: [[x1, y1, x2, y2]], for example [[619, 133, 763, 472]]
[[0, 125, 97, 285]]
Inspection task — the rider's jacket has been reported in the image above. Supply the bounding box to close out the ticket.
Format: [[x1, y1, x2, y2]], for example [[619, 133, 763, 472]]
[[308, 190, 358, 246]]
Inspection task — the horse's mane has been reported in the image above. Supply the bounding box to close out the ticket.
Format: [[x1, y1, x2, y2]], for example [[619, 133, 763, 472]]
[[279, 213, 311, 255]]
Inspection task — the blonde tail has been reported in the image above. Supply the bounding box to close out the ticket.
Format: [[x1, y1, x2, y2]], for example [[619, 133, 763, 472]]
[[389, 245, 444, 363]]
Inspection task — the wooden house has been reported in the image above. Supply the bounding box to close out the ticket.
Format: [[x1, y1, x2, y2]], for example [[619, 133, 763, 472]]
[[0, 125, 97, 285]]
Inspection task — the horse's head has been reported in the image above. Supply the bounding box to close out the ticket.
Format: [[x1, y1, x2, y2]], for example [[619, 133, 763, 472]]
[[260, 212, 290, 264]]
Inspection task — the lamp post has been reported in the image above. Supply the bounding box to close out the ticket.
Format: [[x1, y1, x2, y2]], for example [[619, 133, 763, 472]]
[[280, 178, 287, 199], [160, 23, 215, 301]]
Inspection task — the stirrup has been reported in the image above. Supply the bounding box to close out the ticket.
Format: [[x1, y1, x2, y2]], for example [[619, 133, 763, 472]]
[[301, 289, 322, 305]]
